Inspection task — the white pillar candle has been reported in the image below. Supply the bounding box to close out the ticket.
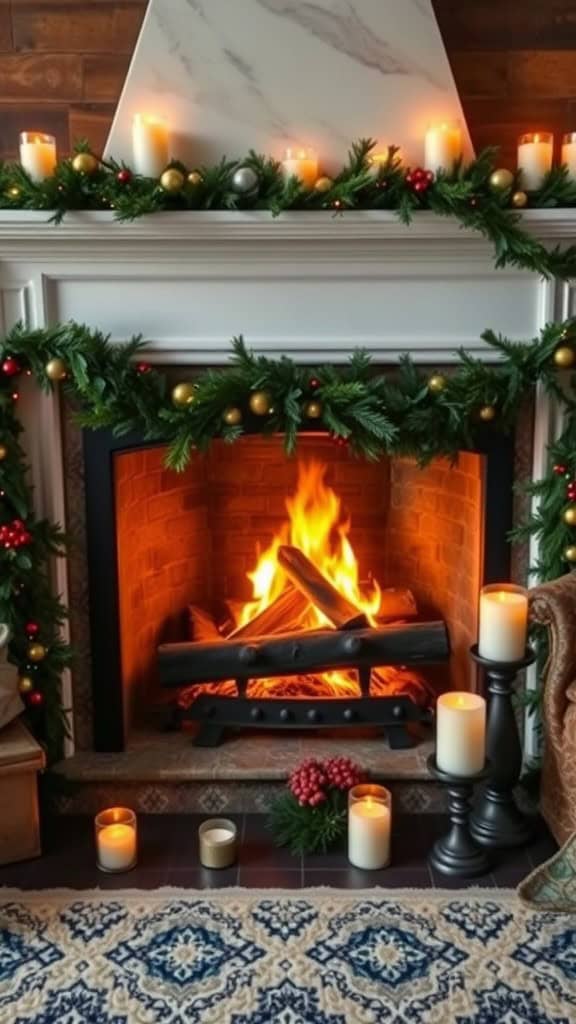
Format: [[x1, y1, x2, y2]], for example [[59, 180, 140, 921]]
[[478, 583, 528, 662], [132, 114, 170, 177], [19, 132, 57, 182], [424, 120, 462, 173], [436, 692, 486, 776], [281, 148, 318, 189], [348, 784, 391, 870], [517, 132, 553, 191], [95, 807, 137, 872], [561, 132, 576, 183]]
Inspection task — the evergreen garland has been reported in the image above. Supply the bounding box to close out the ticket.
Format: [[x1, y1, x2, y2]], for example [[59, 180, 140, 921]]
[[2, 138, 576, 278], [1, 317, 575, 761]]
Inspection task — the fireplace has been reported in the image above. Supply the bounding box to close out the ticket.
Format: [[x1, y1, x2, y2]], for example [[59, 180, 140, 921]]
[[84, 422, 513, 752]]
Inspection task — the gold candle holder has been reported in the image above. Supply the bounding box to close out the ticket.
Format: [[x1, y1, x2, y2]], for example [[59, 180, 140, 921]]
[[198, 818, 238, 869]]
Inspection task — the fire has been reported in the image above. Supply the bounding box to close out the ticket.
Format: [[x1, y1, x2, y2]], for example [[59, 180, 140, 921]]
[[237, 460, 381, 630]]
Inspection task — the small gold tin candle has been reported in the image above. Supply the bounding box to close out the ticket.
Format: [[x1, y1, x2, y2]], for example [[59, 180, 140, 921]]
[[199, 818, 238, 869]]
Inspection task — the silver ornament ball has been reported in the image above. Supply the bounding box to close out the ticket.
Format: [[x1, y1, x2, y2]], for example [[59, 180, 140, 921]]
[[232, 166, 259, 194]]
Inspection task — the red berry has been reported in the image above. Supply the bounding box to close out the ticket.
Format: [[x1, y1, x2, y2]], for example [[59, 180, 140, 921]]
[[554, 464, 568, 475], [137, 362, 151, 374], [309, 376, 321, 391], [26, 622, 39, 636], [116, 168, 132, 185], [1, 356, 21, 377], [27, 691, 43, 706]]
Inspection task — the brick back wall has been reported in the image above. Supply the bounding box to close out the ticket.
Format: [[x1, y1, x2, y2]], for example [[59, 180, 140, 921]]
[[114, 446, 211, 730], [385, 454, 484, 693], [0, 2, 575, 168]]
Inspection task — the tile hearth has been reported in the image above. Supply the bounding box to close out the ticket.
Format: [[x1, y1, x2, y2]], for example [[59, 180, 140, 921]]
[[0, 814, 556, 892]]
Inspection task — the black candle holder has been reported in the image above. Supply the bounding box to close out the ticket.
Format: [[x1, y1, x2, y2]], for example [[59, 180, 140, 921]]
[[427, 754, 490, 878], [469, 644, 536, 849]]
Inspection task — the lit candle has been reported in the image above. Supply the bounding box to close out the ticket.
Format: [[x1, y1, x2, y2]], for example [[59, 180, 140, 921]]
[[281, 148, 318, 189], [517, 132, 553, 191], [424, 120, 462, 173], [561, 132, 576, 183], [348, 784, 391, 870], [478, 583, 528, 662], [132, 114, 170, 177], [95, 807, 137, 872], [19, 132, 57, 182], [436, 692, 486, 776], [369, 149, 402, 173], [199, 818, 238, 869]]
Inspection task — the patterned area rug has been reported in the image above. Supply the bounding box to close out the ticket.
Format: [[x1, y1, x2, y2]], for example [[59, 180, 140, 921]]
[[518, 832, 576, 912], [1, 887, 575, 1023]]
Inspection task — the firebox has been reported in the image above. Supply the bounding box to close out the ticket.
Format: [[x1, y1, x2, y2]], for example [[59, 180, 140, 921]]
[[84, 428, 514, 752]]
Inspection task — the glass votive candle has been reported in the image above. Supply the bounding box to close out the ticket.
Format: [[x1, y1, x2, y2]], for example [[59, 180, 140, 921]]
[[348, 784, 392, 870], [19, 132, 57, 182], [199, 818, 238, 869], [95, 807, 137, 873], [517, 132, 553, 191], [478, 582, 528, 662]]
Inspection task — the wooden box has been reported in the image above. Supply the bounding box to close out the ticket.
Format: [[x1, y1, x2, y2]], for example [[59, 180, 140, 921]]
[[0, 719, 45, 865]]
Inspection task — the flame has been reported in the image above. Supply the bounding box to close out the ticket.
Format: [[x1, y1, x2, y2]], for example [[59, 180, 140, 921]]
[[238, 460, 381, 630]]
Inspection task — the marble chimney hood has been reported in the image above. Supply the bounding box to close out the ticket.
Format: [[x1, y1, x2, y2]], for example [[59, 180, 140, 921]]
[[105, 0, 473, 171]]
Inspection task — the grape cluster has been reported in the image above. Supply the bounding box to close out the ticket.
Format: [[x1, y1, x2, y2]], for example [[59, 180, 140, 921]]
[[0, 518, 32, 549], [288, 756, 363, 807]]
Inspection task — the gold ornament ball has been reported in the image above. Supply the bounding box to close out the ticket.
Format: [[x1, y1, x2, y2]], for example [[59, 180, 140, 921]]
[[18, 676, 34, 694], [314, 176, 334, 193], [304, 400, 323, 419], [489, 168, 514, 191], [554, 346, 576, 368], [171, 382, 196, 407], [160, 168, 185, 192], [428, 374, 447, 394], [563, 506, 576, 526], [223, 406, 242, 426], [511, 190, 528, 209], [479, 404, 497, 422], [72, 152, 98, 175], [187, 171, 203, 186], [249, 390, 272, 416], [564, 545, 576, 563], [27, 643, 47, 662], [45, 357, 67, 381], [0, 443, 7, 461]]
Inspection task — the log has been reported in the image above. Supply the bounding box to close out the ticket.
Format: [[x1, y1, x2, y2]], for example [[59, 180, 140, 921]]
[[158, 619, 449, 687], [277, 545, 368, 630], [227, 585, 311, 639]]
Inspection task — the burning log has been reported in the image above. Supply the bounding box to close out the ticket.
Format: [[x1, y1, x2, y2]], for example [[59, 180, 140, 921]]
[[158, 619, 449, 687], [277, 545, 368, 630], [227, 585, 311, 639]]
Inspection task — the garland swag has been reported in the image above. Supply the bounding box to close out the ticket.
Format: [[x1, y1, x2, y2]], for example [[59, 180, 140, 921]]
[[1, 319, 575, 760], [3, 138, 576, 279]]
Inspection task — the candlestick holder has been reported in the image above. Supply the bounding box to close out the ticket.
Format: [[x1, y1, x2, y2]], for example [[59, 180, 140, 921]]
[[427, 754, 490, 877], [469, 644, 536, 849]]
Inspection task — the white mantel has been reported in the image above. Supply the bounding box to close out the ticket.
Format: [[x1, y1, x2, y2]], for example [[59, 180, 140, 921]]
[[0, 208, 573, 754]]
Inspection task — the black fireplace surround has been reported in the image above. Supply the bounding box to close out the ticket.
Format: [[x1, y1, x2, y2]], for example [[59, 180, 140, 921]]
[[83, 426, 514, 752]]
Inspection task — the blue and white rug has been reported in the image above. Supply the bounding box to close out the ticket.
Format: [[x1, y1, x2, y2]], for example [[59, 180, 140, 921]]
[[1, 887, 575, 1023]]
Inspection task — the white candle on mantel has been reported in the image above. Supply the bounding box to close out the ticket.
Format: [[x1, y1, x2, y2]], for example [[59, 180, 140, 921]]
[[281, 148, 318, 189], [19, 132, 57, 182], [424, 120, 462, 173], [97, 822, 136, 871], [132, 114, 170, 177], [478, 583, 528, 662], [348, 786, 391, 870], [436, 692, 486, 776], [517, 132, 553, 191], [561, 133, 576, 183]]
